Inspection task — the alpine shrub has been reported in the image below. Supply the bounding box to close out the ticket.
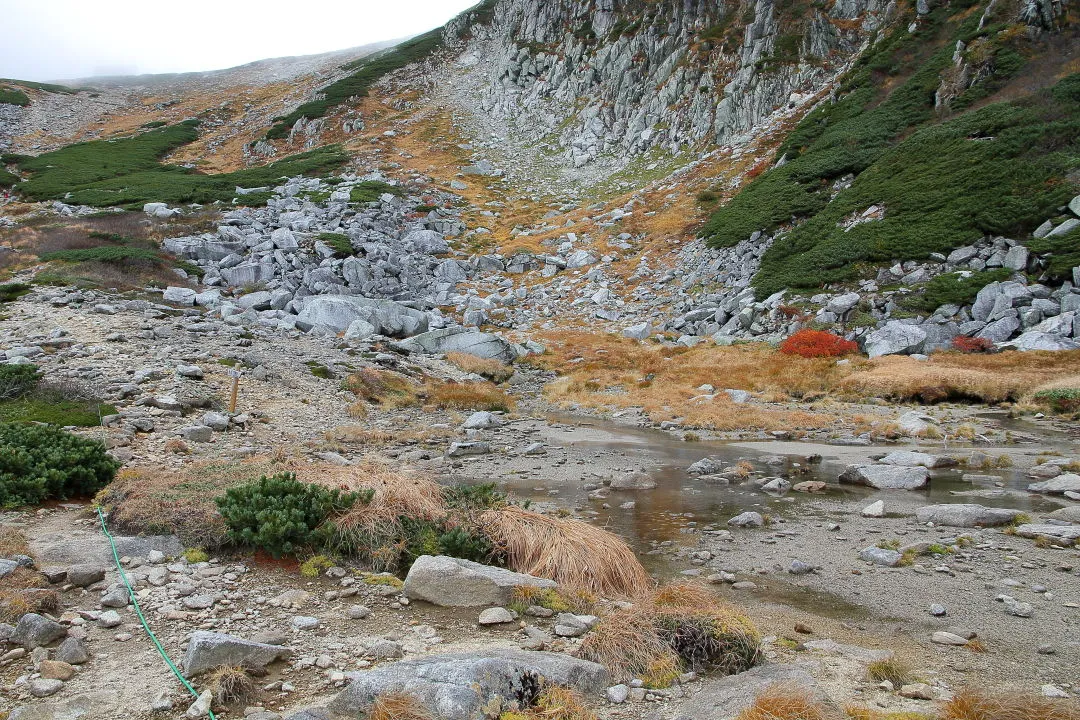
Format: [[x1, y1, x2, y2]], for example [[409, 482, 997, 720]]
[[951, 336, 994, 353], [215, 473, 364, 557], [0, 423, 120, 506], [0, 364, 40, 401], [1031, 388, 1080, 414], [779, 329, 858, 358]]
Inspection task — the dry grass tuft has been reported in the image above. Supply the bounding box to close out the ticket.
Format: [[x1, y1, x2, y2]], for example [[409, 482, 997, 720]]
[[503, 686, 598, 720], [579, 583, 760, 685], [328, 462, 449, 572], [344, 368, 422, 409], [205, 666, 257, 706], [480, 505, 651, 597], [942, 688, 1080, 720], [446, 351, 515, 383], [0, 568, 59, 622], [425, 379, 515, 412], [367, 692, 436, 720], [0, 526, 30, 557], [867, 659, 919, 687], [736, 684, 843, 720]]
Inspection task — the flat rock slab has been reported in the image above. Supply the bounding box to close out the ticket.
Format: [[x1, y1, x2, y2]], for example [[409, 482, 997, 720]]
[[839, 464, 929, 490], [673, 664, 825, 720], [880, 451, 957, 469], [403, 555, 555, 607], [1028, 474, 1080, 495], [1014, 524, 1080, 542], [181, 631, 291, 677], [327, 649, 608, 720], [8, 691, 122, 720], [915, 504, 1024, 527]]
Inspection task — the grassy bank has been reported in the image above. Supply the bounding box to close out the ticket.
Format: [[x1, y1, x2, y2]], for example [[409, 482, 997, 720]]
[[5, 121, 348, 207]]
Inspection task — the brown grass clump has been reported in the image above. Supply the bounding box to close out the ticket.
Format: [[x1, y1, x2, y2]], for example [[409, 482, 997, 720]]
[[425, 379, 515, 412], [446, 351, 515, 383], [480, 505, 651, 597], [367, 692, 436, 720], [579, 583, 760, 685], [867, 659, 919, 687], [328, 462, 449, 572], [736, 684, 843, 720], [942, 688, 1080, 720], [0, 526, 30, 557], [344, 368, 422, 409], [205, 666, 257, 706], [0, 568, 59, 622], [500, 686, 598, 720]]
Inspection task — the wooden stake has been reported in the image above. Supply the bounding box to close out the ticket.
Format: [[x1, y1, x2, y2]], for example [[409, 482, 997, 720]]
[[228, 370, 240, 414]]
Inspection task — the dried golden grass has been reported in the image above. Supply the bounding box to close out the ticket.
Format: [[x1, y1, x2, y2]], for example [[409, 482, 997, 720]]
[[425, 379, 515, 412], [530, 335, 842, 431], [326, 462, 449, 571], [845, 706, 937, 720], [502, 686, 598, 720], [205, 666, 257, 706], [0, 568, 59, 622], [344, 368, 422, 409], [867, 659, 919, 687], [736, 684, 843, 720], [367, 692, 436, 720], [942, 688, 1080, 720], [579, 583, 760, 684], [480, 505, 651, 597], [0, 526, 30, 557], [841, 352, 1080, 404], [446, 351, 515, 383]]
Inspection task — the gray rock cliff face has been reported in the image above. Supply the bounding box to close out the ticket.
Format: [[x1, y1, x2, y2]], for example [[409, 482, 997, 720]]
[[435, 0, 888, 178]]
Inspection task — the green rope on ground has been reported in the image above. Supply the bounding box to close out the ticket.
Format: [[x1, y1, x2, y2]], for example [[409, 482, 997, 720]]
[[96, 507, 217, 720]]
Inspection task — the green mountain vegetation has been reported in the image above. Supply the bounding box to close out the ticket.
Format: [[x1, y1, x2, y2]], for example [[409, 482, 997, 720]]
[[703, 0, 1079, 298], [2, 120, 347, 207]]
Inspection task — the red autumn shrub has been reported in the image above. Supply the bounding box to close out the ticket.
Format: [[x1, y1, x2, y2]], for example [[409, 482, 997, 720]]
[[951, 335, 994, 353], [779, 329, 859, 358]]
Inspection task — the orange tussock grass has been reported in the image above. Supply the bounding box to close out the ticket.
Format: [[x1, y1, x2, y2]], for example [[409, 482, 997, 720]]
[[942, 688, 1080, 720], [480, 505, 651, 597], [529, 333, 842, 431], [840, 351, 1080, 404], [366, 692, 435, 720], [445, 351, 515, 383], [579, 583, 760, 684], [735, 684, 843, 720], [344, 368, 422, 408]]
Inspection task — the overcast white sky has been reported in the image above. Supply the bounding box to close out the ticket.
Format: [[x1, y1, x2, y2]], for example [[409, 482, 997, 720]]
[[0, 0, 480, 82]]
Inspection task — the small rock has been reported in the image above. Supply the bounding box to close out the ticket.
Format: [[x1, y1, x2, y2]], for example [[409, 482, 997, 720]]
[[607, 684, 630, 704], [478, 607, 515, 625], [862, 500, 885, 518], [29, 678, 65, 698]]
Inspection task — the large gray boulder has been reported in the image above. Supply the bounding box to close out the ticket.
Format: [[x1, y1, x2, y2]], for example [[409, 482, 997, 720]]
[[1028, 474, 1080, 495], [914, 504, 1024, 527], [403, 229, 450, 255], [864, 322, 926, 358], [392, 327, 517, 363], [403, 555, 555, 607], [1047, 506, 1080, 523], [111, 535, 183, 561], [327, 649, 608, 720], [220, 261, 276, 288], [295, 296, 428, 337], [839, 464, 929, 490], [180, 631, 291, 677], [11, 613, 66, 649], [673, 664, 823, 720]]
